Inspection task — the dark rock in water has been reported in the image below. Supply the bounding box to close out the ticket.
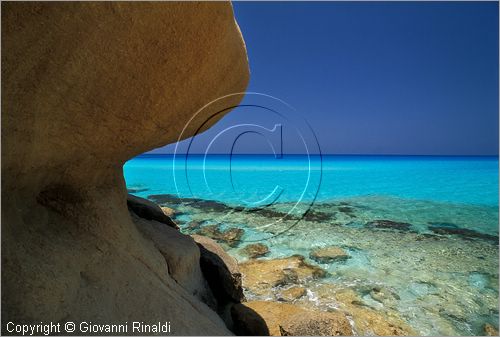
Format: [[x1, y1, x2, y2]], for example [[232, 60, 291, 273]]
[[428, 222, 460, 229], [366, 219, 412, 231], [148, 193, 184, 205], [240, 243, 269, 259], [221, 228, 245, 247], [149, 194, 241, 214], [344, 221, 365, 229], [197, 225, 244, 247], [302, 210, 333, 222], [127, 194, 178, 229], [428, 224, 498, 244], [253, 207, 292, 219], [338, 206, 357, 218], [185, 221, 202, 231]]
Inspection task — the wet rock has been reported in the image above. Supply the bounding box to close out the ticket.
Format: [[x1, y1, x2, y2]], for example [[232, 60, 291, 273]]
[[279, 310, 353, 336], [198, 224, 221, 237], [314, 285, 414, 336], [231, 301, 353, 336], [185, 221, 202, 231], [148, 194, 184, 206], [278, 286, 307, 302], [369, 286, 400, 305], [484, 323, 499, 336], [310, 246, 350, 263], [303, 210, 333, 222], [338, 206, 356, 217], [240, 243, 269, 259], [221, 228, 245, 247], [127, 194, 178, 229], [161, 206, 176, 217], [239, 255, 326, 297], [197, 225, 244, 247], [366, 219, 412, 231]]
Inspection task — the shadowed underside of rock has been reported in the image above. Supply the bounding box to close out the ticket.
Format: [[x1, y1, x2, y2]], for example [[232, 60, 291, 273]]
[[2, 2, 249, 335]]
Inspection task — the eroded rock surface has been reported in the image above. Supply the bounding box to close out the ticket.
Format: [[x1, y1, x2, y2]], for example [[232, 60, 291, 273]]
[[128, 194, 178, 229], [2, 2, 249, 335], [310, 246, 350, 263], [240, 243, 270, 259], [239, 255, 326, 297], [231, 301, 353, 336]]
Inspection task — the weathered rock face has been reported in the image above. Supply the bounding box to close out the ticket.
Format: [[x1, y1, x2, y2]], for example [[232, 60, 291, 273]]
[[239, 255, 326, 297], [192, 235, 245, 304], [231, 301, 353, 336], [2, 2, 249, 335], [192, 235, 245, 330], [240, 243, 270, 259], [310, 246, 350, 263], [128, 194, 178, 229]]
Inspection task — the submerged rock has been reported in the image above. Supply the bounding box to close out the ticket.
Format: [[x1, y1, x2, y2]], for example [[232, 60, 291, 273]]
[[278, 286, 307, 302], [279, 310, 353, 336], [160, 206, 176, 218], [127, 194, 178, 229], [428, 224, 498, 243], [240, 243, 270, 259], [484, 323, 499, 336], [197, 225, 244, 247], [310, 246, 350, 263], [366, 219, 412, 231], [303, 210, 334, 222], [314, 285, 414, 336], [231, 301, 353, 336], [239, 255, 326, 297]]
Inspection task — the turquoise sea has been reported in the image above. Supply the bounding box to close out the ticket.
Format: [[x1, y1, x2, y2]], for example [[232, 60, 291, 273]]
[[124, 154, 499, 335]]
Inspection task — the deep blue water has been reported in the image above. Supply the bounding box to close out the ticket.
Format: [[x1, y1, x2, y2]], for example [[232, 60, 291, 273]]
[[124, 154, 498, 207]]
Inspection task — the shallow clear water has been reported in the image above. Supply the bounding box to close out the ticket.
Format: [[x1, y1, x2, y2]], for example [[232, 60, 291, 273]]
[[124, 154, 499, 335]]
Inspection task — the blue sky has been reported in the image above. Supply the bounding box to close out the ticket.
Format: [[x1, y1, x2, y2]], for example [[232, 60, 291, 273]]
[[153, 1, 498, 155]]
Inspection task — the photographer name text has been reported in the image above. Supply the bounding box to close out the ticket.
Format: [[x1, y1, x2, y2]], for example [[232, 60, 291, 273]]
[[6, 321, 171, 335]]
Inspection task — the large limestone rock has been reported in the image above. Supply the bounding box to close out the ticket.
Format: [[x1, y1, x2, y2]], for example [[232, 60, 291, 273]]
[[231, 301, 353, 336], [132, 214, 216, 309], [2, 2, 249, 335], [314, 286, 415, 336], [192, 235, 244, 304], [239, 255, 326, 297], [310, 246, 350, 263], [192, 235, 245, 330]]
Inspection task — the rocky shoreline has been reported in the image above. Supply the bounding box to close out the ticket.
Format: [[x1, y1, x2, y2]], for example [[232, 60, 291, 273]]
[[132, 192, 500, 336], [129, 194, 412, 336], [146, 192, 499, 336]]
